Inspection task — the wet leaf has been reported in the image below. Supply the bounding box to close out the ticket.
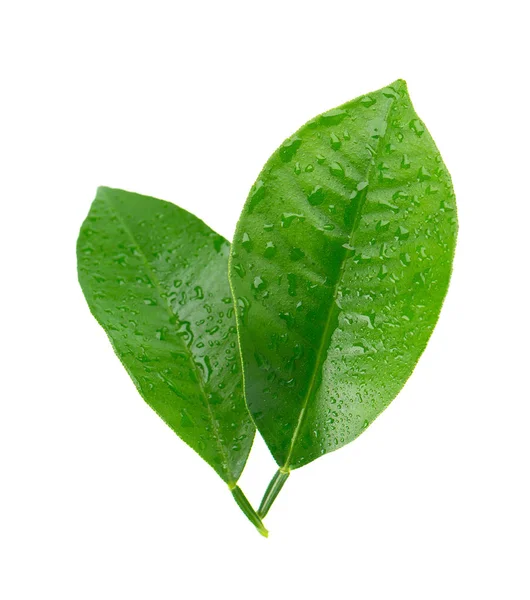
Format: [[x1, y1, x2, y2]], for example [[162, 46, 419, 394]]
[[78, 187, 255, 485], [230, 80, 457, 471]]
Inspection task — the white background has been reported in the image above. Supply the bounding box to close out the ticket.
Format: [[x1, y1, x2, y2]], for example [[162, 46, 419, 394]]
[[1, 1, 529, 598]]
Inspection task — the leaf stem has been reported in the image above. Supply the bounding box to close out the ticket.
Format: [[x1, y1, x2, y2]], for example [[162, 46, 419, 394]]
[[229, 484, 269, 538], [258, 468, 290, 518]]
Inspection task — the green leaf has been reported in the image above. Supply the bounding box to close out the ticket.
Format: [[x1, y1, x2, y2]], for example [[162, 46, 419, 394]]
[[77, 187, 255, 486], [230, 80, 457, 473]]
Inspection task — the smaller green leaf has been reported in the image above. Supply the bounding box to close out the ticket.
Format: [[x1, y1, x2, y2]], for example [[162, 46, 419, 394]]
[[77, 187, 266, 534]]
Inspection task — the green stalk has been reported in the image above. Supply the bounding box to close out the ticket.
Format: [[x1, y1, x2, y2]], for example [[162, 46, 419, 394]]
[[229, 485, 268, 538], [258, 468, 290, 518]]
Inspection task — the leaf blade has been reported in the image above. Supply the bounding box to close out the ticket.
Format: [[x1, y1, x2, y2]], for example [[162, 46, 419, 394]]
[[78, 187, 254, 483], [230, 80, 457, 469]]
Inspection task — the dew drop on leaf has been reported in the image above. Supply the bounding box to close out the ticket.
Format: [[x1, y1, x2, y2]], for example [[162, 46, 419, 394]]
[[253, 276, 266, 291], [409, 118, 425, 136], [307, 186, 325, 206], [279, 136, 302, 163], [281, 213, 304, 228], [241, 232, 252, 251], [360, 95, 376, 108], [264, 241, 277, 258], [417, 166, 432, 181], [329, 162, 344, 177], [330, 132, 341, 150], [319, 108, 347, 126]]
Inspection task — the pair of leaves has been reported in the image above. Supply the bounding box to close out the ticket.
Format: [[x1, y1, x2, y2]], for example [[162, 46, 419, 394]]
[[77, 79, 457, 535]]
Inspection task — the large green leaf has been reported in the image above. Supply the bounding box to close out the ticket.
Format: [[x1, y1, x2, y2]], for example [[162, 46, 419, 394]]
[[77, 187, 255, 486], [230, 80, 457, 474]]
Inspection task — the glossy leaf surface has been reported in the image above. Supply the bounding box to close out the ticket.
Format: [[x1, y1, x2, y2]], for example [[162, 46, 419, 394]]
[[230, 80, 457, 470], [78, 187, 254, 484]]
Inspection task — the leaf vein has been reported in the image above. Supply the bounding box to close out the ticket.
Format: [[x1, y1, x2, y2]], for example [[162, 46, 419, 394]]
[[282, 93, 398, 469]]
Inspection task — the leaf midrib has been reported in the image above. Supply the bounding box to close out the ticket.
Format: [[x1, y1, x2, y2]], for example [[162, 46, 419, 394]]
[[103, 192, 234, 483], [282, 92, 398, 469]]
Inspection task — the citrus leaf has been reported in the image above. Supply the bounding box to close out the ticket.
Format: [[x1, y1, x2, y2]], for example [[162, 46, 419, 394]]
[[230, 80, 457, 473], [77, 187, 255, 486]]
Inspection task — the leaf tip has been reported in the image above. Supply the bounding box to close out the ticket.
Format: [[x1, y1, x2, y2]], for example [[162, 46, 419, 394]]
[[95, 185, 113, 200], [392, 78, 408, 90]]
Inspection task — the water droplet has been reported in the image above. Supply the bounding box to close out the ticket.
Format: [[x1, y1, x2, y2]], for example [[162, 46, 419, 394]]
[[440, 199, 455, 212], [279, 136, 302, 162], [413, 270, 428, 286], [396, 226, 410, 240], [305, 163, 314, 172], [307, 185, 325, 206], [237, 297, 250, 324], [344, 181, 369, 227], [351, 343, 367, 354], [144, 298, 157, 306], [402, 307, 415, 321], [377, 265, 389, 280], [193, 286, 204, 300], [376, 220, 390, 232], [113, 253, 128, 266], [177, 321, 194, 347], [378, 166, 395, 183], [174, 279, 183, 288], [212, 235, 224, 253], [233, 263, 246, 278], [248, 179, 265, 213], [195, 355, 212, 382], [253, 276, 266, 291], [409, 119, 425, 136], [401, 154, 411, 169], [264, 241, 277, 258], [281, 213, 305, 228], [241, 232, 252, 251], [330, 132, 341, 150], [155, 327, 167, 340], [400, 252, 412, 266], [358, 181, 369, 191], [360, 95, 376, 108], [316, 154, 326, 164], [319, 108, 347, 125], [287, 273, 297, 296], [279, 312, 294, 328], [359, 312, 376, 329], [329, 161, 344, 177], [294, 161, 301, 175], [417, 166, 432, 181]]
